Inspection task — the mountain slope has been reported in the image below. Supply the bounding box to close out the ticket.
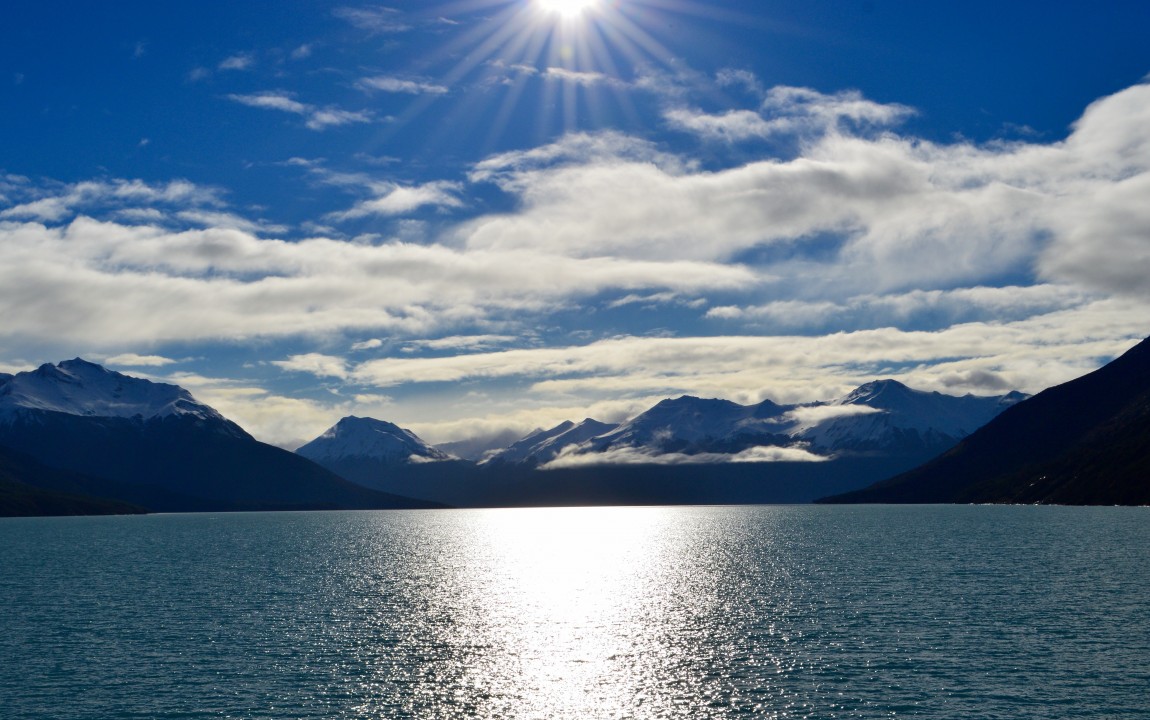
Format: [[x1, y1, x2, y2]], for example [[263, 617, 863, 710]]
[[482, 418, 619, 467], [0, 445, 146, 517], [0, 361, 441, 512], [819, 337, 1150, 505]]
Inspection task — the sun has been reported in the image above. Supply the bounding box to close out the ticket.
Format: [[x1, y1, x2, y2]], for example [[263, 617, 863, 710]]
[[536, 0, 599, 18]]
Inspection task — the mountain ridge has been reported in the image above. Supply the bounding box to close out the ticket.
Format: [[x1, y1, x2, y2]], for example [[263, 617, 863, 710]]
[[0, 360, 443, 514], [819, 337, 1150, 505]]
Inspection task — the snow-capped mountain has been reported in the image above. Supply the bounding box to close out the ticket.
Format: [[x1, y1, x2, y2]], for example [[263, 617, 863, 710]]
[[297, 416, 452, 464], [0, 358, 231, 426], [585, 396, 790, 456], [0, 360, 437, 512], [481, 418, 619, 467], [500, 381, 1028, 466], [795, 380, 1028, 454]]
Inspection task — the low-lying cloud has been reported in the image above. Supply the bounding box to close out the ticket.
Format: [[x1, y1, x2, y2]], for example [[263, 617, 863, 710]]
[[539, 443, 828, 469]]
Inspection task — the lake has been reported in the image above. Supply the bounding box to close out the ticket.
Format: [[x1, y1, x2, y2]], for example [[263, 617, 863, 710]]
[[3, 505, 1148, 718]]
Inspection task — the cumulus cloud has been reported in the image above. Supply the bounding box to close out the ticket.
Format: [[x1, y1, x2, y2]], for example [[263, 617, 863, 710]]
[[0, 213, 755, 348], [5, 78, 1150, 447], [456, 80, 1150, 303], [227, 92, 372, 131]]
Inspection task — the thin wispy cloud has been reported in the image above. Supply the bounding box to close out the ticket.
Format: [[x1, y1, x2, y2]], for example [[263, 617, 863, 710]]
[[327, 181, 464, 220], [540, 443, 828, 469], [357, 75, 448, 95], [227, 92, 372, 131], [218, 53, 255, 71], [333, 6, 411, 33], [544, 67, 626, 88]]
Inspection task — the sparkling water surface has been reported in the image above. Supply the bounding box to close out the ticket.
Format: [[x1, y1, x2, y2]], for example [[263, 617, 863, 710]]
[[3, 505, 1148, 719]]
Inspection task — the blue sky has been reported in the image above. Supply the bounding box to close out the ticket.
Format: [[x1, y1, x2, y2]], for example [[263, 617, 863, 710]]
[[3, 0, 1149, 449]]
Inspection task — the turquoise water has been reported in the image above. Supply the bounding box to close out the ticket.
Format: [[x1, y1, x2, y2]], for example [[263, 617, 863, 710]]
[[2, 505, 1148, 719]]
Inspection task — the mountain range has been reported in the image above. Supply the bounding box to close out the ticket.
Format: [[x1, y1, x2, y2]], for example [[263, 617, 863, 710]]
[[820, 335, 1150, 505], [0, 359, 441, 514], [4, 339, 1146, 516], [295, 379, 1026, 506]]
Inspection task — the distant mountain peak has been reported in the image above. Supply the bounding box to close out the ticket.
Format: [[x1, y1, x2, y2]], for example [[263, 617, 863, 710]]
[[839, 379, 914, 404], [297, 415, 451, 464], [481, 417, 617, 467]]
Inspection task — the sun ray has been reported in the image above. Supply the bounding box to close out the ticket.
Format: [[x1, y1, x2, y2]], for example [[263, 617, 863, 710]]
[[537, 0, 600, 18], [356, 0, 740, 158]]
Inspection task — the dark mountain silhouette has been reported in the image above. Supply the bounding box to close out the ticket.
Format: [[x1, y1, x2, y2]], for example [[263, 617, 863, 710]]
[[0, 360, 442, 513], [819, 336, 1150, 505], [0, 445, 145, 516]]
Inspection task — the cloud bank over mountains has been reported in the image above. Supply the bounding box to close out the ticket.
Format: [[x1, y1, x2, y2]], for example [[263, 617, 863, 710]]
[[3, 73, 1149, 446]]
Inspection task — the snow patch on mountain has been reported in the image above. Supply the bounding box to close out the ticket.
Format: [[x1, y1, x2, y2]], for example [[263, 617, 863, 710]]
[[0, 358, 226, 423], [590, 396, 782, 452], [482, 418, 618, 466]]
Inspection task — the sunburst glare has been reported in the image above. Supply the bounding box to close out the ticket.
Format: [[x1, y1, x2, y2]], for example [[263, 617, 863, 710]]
[[536, 0, 600, 18], [369, 0, 723, 152]]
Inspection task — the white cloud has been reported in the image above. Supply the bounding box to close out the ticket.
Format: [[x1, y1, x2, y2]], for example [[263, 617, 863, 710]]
[[716, 68, 764, 96], [351, 338, 384, 351], [218, 53, 255, 71], [343, 308, 1149, 403], [539, 443, 828, 469], [328, 181, 464, 220], [469, 131, 689, 185], [401, 335, 520, 352], [708, 284, 1092, 329], [781, 404, 883, 434], [5, 80, 1150, 447], [357, 75, 448, 95], [333, 6, 411, 33], [0, 214, 754, 348], [665, 84, 913, 142], [272, 353, 350, 380], [103, 353, 180, 367], [544, 67, 626, 88], [0, 178, 222, 223], [457, 81, 1150, 302], [227, 92, 372, 131], [664, 108, 780, 142]]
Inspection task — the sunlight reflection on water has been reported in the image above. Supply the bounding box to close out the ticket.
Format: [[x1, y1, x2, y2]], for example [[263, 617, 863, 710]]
[[4, 505, 1149, 719], [355, 506, 757, 718]]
